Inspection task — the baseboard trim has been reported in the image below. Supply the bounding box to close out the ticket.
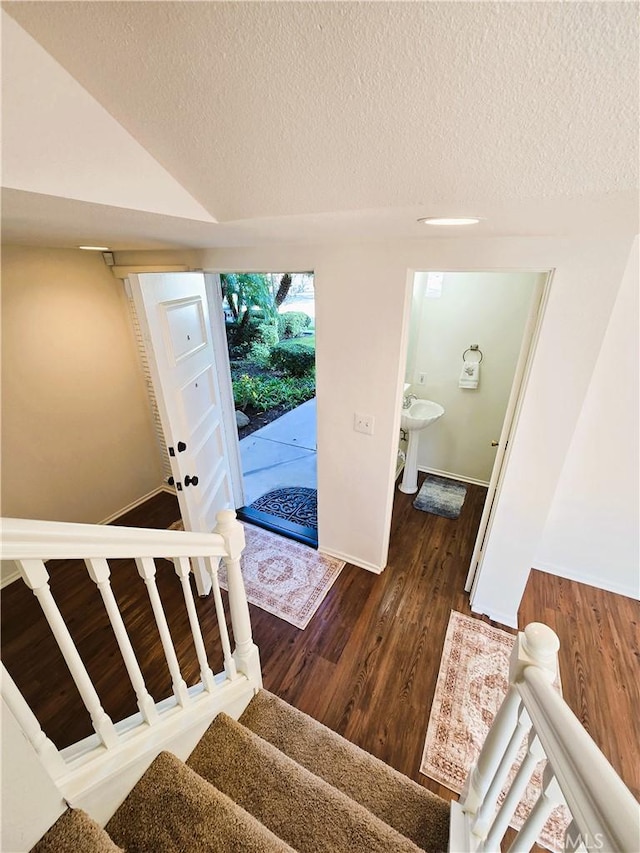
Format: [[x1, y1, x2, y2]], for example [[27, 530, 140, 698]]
[[470, 600, 518, 630], [532, 561, 640, 602], [99, 485, 175, 525], [1, 486, 176, 589], [417, 467, 490, 488], [0, 564, 21, 589], [318, 547, 384, 575]]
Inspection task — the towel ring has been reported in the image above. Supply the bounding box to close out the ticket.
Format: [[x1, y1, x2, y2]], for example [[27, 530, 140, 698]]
[[462, 346, 483, 363]]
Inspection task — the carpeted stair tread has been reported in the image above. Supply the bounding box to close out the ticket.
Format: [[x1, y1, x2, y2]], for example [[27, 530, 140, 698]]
[[187, 712, 424, 853], [105, 751, 295, 853], [240, 690, 450, 852], [31, 808, 123, 853]]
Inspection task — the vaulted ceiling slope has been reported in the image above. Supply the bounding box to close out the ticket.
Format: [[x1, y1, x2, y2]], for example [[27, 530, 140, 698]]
[[5, 2, 639, 221]]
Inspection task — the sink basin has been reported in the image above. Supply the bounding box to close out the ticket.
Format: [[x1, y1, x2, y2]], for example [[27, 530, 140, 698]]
[[401, 399, 445, 432], [399, 398, 445, 494]]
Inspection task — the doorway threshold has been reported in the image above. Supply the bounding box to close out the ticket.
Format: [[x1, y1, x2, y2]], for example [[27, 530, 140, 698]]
[[236, 506, 318, 549]]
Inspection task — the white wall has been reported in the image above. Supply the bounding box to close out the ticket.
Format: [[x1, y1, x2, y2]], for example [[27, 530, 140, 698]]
[[2, 12, 213, 221], [534, 237, 639, 599], [407, 271, 540, 484], [117, 234, 634, 624], [1, 247, 165, 535], [1, 697, 66, 852]]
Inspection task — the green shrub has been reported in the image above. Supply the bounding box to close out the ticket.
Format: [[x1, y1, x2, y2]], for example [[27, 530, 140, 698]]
[[232, 374, 315, 413], [277, 311, 312, 339], [256, 322, 279, 347], [269, 340, 315, 377], [226, 316, 279, 358], [247, 341, 272, 368]]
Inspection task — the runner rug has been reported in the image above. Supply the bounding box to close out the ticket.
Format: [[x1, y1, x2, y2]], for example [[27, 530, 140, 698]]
[[419, 611, 571, 852], [169, 519, 343, 629]]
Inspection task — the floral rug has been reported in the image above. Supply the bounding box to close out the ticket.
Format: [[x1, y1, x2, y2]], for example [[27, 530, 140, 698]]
[[420, 611, 571, 852], [169, 519, 342, 629]]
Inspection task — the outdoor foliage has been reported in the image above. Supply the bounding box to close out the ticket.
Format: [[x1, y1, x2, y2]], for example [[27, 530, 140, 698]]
[[269, 339, 316, 377], [232, 373, 315, 413], [247, 341, 272, 368], [277, 311, 312, 339]]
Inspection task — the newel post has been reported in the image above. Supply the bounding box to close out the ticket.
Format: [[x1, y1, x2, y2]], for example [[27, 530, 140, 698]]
[[215, 510, 262, 687], [461, 622, 560, 817]]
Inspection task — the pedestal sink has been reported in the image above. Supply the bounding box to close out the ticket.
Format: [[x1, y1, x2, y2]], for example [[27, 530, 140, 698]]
[[399, 399, 445, 494]]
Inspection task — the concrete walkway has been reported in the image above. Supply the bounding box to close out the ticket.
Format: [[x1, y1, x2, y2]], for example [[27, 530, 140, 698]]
[[239, 398, 317, 506]]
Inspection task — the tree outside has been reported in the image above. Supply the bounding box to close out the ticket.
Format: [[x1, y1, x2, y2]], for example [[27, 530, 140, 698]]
[[221, 272, 316, 438]]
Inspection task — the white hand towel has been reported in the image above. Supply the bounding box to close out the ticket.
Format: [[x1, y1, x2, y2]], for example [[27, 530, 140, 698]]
[[459, 361, 479, 389]]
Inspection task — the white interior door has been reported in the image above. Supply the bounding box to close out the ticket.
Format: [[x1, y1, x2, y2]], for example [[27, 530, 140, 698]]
[[466, 273, 550, 595], [128, 272, 238, 593]]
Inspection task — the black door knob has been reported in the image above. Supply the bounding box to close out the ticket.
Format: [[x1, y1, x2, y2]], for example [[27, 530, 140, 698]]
[[177, 441, 187, 453], [184, 474, 199, 487], [167, 476, 175, 486]]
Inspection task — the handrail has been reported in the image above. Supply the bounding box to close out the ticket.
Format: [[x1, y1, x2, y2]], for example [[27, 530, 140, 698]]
[[0, 516, 229, 560], [1, 510, 261, 768], [518, 666, 640, 852], [458, 623, 640, 853]]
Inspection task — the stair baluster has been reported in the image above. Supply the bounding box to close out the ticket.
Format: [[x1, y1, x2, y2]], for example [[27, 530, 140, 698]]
[[505, 765, 565, 852], [17, 558, 118, 749], [135, 556, 190, 707], [215, 510, 262, 686], [471, 702, 532, 840], [482, 728, 546, 851], [84, 557, 159, 725], [205, 555, 237, 681], [173, 556, 215, 691], [1, 663, 67, 778], [461, 623, 559, 824]]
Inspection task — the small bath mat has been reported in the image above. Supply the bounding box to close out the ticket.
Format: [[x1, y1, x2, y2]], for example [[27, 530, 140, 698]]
[[413, 475, 467, 519]]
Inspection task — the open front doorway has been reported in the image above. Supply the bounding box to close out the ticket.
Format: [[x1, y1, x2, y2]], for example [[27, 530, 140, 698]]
[[221, 272, 318, 547]]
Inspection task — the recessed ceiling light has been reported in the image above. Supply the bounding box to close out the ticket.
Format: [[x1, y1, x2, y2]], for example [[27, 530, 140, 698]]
[[418, 217, 480, 226], [78, 245, 111, 251]]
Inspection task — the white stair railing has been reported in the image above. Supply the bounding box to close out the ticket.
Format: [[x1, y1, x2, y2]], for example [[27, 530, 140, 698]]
[[0, 510, 261, 788], [450, 623, 640, 853]]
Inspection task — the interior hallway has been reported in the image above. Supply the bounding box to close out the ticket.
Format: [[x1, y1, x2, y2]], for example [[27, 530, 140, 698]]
[[2, 478, 638, 806]]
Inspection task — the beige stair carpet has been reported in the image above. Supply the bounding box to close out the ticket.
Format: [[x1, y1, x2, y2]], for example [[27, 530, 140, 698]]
[[31, 808, 123, 853], [240, 689, 450, 852], [188, 713, 424, 853], [106, 751, 295, 853]]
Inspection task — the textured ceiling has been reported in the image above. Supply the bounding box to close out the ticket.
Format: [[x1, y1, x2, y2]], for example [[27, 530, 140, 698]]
[[2, 2, 638, 248], [5, 0, 639, 232]]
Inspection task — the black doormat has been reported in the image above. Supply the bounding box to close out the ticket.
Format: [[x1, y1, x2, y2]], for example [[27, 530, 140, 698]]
[[250, 487, 317, 530]]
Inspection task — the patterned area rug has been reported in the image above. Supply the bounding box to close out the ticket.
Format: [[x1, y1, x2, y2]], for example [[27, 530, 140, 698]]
[[413, 475, 467, 519], [168, 519, 342, 629], [420, 611, 571, 852], [249, 487, 317, 530]]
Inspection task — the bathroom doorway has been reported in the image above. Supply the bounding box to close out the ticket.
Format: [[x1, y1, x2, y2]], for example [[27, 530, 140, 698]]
[[400, 270, 549, 593]]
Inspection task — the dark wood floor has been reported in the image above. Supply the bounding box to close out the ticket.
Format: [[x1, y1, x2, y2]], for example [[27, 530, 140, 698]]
[[2, 481, 638, 811]]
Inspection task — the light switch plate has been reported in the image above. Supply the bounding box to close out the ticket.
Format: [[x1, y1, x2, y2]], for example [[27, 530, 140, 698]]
[[354, 412, 375, 435]]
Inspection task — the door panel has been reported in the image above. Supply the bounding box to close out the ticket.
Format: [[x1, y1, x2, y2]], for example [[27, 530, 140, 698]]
[[128, 272, 237, 594]]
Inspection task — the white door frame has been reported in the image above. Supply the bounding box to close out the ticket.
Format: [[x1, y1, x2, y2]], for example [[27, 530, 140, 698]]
[[397, 267, 553, 599], [466, 270, 553, 596], [204, 272, 245, 508]]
